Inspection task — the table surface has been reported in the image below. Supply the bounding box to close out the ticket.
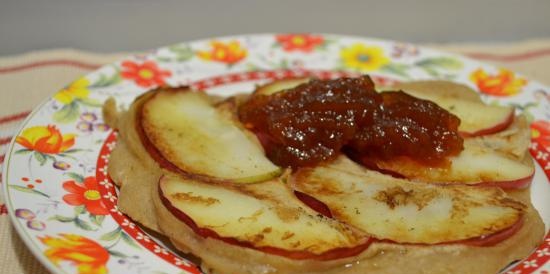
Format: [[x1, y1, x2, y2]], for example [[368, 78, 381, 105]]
[[1, 40, 550, 273]]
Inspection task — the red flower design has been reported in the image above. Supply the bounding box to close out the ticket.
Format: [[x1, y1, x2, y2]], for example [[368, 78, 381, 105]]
[[39, 234, 109, 274], [531, 120, 550, 150], [469, 68, 527, 97], [121, 60, 172, 88], [62, 177, 109, 215], [16, 125, 75, 154], [275, 34, 324, 52], [197, 40, 247, 65]]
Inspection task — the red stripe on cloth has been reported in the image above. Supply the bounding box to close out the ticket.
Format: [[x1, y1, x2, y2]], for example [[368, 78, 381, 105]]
[[466, 48, 550, 62], [0, 111, 30, 125], [0, 154, 4, 164], [0, 136, 12, 146], [0, 204, 7, 215], [0, 59, 101, 74]]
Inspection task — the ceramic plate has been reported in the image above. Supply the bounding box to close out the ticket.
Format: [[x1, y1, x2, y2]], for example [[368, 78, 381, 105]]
[[2, 34, 550, 274]]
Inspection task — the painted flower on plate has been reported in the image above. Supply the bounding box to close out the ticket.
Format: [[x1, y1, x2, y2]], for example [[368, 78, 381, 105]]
[[275, 34, 324, 52], [54, 78, 91, 105], [340, 43, 390, 71], [16, 125, 75, 154], [470, 68, 527, 96], [15, 208, 36, 220], [62, 176, 109, 215], [39, 234, 109, 274], [53, 160, 71, 170], [121, 60, 172, 88], [197, 40, 247, 64]]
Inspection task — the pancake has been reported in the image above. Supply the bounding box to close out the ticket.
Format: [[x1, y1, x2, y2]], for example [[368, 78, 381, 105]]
[[104, 79, 545, 274]]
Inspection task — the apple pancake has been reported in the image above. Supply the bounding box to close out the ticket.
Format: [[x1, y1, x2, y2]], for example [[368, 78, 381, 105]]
[[104, 78, 544, 274]]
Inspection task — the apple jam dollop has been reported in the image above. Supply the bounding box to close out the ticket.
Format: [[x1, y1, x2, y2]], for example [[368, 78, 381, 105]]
[[238, 76, 463, 168]]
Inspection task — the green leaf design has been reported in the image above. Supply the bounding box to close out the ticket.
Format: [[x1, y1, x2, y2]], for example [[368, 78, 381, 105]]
[[74, 217, 96, 231], [381, 63, 411, 78], [62, 148, 90, 154], [48, 215, 75, 222], [107, 249, 127, 258], [8, 185, 50, 198], [10, 183, 38, 194], [15, 149, 32, 155], [90, 72, 122, 88], [415, 57, 463, 78], [44, 154, 57, 162], [33, 152, 47, 166], [74, 205, 87, 215], [90, 214, 106, 226], [279, 59, 289, 69], [157, 45, 195, 63], [169, 45, 194, 62], [245, 63, 261, 72], [53, 101, 80, 123], [415, 57, 463, 70], [79, 97, 103, 107], [121, 232, 141, 249], [66, 172, 84, 183], [100, 227, 122, 241]]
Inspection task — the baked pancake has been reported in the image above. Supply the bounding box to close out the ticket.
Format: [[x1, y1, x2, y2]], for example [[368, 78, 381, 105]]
[[104, 77, 544, 274]]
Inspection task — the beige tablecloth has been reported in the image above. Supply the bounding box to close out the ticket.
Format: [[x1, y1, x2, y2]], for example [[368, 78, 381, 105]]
[[1, 40, 550, 273]]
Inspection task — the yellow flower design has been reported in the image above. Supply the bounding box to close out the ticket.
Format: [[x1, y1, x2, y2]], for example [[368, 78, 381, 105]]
[[197, 40, 247, 64], [54, 78, 90, 104], [39, 234, 109, 274], [341, 43, 390, 71], [16, 125, 75, 154], [470, 68, 527, 97]]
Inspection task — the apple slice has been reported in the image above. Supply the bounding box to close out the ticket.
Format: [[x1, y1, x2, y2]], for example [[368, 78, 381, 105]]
[[391, 81, 483, 103], [290, 156, 526, 245], [159, 174, 371, 260], [466, 114, 531, 161], [253, 78, 310, 96], [140, 88, 282, 183], [364, 140, 534, 189], [390, 83, 515, 137]]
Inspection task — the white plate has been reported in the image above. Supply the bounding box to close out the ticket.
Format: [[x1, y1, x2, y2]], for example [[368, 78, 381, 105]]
[[3, 34, 550, 274]]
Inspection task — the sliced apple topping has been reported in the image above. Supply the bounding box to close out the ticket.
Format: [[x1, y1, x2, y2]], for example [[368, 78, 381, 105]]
[[159, 174, 370, 259], [391, 82, 515, 137], [290, 156, 525, 245], [368, 140, 534, 189], [253, 78, 310, 96], [140, 89, 282, 183], [391, 81, 483, 103]]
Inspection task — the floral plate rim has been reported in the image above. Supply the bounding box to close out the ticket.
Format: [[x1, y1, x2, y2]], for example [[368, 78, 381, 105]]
[[2, 33, 550, 274]]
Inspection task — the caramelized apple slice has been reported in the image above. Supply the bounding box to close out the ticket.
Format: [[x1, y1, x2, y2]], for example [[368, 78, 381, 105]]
[[159, 174, 370, 260], [368, 140, 534, 189], [290, 156, 525, 245], [253, 78, 310, 96], [141, 89, 281, 183], [391, 83, 515, 137], [392, 81, 483, 103]]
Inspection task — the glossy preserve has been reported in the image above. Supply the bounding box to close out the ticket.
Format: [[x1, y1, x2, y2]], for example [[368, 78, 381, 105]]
[[239, 76, 463, 168]]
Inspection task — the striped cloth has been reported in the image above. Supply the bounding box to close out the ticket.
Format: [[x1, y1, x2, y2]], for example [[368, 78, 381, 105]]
[[1, 41, 550, 273]]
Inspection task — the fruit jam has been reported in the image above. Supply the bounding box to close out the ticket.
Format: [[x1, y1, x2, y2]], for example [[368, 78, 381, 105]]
[[238, 76, 463, 168]]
